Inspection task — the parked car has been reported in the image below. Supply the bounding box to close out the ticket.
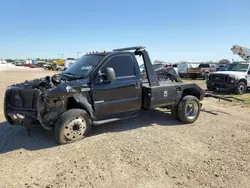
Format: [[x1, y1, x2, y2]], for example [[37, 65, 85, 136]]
[[206, 62, 250, 94], [30, 63, 43, 68], [188, 63, 217, 80], [44, 63, 57, 71], [15, 62, 24, 66], [177, 62, 199, 78]]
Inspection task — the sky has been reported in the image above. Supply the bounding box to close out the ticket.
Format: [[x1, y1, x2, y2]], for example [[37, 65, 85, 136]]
[[0, 0, 249, 62]]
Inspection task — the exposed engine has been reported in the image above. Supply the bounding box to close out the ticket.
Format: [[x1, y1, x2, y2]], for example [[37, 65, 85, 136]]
[[11, 74, 65, 91]]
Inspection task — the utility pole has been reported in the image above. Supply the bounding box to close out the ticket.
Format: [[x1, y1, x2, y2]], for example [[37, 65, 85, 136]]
[[61, 53, 64, 60], [77, 52, 81, 59]]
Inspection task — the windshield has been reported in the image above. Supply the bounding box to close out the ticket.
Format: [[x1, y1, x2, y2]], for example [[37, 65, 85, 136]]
[[198, 64, 210, 68], [220, 64, 249, 72], [63, 55, 105, 76]]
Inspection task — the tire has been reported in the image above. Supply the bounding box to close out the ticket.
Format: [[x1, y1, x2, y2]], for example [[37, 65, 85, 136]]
[[54, 109, 92, 144], [171, 106, 180, 120], [177, 95, 201, 124], [235, 81, 247, 95], [204, 72, 209, 80]]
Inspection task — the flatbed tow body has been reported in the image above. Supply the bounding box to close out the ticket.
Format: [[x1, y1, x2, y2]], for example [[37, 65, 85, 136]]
[[142, 82, 204, 109]]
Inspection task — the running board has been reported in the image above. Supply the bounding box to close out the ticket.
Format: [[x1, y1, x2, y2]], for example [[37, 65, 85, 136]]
[[92, 114, 138, 126]]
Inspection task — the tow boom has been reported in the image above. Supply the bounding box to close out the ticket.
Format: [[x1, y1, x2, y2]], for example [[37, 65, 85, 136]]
[[231, 45, 250, 60]]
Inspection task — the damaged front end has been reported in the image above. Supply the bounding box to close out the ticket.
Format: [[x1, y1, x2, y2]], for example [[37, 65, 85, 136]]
[[4, 74, 90, 130]]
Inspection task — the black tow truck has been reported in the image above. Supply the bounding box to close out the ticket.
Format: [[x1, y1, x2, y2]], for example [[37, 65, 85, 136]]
[[4, 46, 205, 144]]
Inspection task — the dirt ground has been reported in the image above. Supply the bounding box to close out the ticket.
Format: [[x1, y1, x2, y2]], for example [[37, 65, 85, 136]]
[[0, 65, 250, 188]]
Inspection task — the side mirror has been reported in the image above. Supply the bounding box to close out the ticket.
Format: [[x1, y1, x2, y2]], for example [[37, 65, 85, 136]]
[[248, 70, 250, 75], [103, 67, 116, 83]]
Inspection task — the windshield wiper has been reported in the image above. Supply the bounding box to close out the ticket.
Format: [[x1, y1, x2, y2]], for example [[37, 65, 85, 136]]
[[63, 72, 75, 76], [62, 72, 85, 79]]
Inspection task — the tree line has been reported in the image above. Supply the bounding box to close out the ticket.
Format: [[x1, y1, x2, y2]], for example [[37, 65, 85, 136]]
[[153, 59, 231, 64]]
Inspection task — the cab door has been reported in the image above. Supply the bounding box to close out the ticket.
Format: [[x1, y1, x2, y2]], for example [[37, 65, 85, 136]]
[[92, 54, 141, 119], [247, 66, 250, 86]]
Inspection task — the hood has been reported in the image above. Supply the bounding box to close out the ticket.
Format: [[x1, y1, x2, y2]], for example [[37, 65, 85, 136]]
[[8, 76, 54, 90], [46, 77, 90, 97], [210, 71, 247, 76], [8, 74, 90, 94]]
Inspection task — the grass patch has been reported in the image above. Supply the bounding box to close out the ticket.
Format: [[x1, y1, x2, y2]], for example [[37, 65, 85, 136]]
[[229, 93, 250, 107], [182, 79, 206, 89]]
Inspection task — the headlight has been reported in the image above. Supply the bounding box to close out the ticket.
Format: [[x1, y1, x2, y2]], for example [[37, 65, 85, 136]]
[[51, 74, 61, 85], [229, 76, 235, 83]]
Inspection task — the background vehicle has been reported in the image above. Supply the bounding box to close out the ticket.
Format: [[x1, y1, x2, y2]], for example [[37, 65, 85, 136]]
[[56, 59, 64, 71], [177, 62, 199, 78], [44, 62, 57, 70], [188, 63, 217, 80], [15, 62, 24, 66], [30, 62, 43, 68], [0, 60, 7, 64], [4, 46, 204, 144], [64, 59, 76, 70], [207, 63, 250, 94], [42, 63, 51, 69]]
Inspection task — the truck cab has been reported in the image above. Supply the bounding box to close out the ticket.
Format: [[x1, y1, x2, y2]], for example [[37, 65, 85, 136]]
[[4, 46, 204, 144]]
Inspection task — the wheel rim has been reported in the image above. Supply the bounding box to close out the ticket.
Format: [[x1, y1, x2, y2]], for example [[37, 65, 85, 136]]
[[205, 73, 209, 80], [238, 84, 245, 93], [186, 101, 199, 120], [63, 117, 86, 141]]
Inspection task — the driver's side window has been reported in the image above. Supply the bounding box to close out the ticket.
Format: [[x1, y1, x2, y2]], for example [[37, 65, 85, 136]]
[[100, 55, 135, 78]]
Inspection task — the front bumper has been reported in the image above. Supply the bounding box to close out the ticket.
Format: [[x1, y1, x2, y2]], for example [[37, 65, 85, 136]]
[[188, 72, 204, 78], [4, 88, 41, 126], [4, 86, 67, 129], [206, 80, 237, 90]]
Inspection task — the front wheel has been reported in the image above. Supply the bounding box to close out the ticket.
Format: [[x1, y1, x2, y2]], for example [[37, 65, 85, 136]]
[[177, 95, 201, 123], [235, 82, 247, 95], [204, 72, 209, 80], [54, 109, 92, 144]]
